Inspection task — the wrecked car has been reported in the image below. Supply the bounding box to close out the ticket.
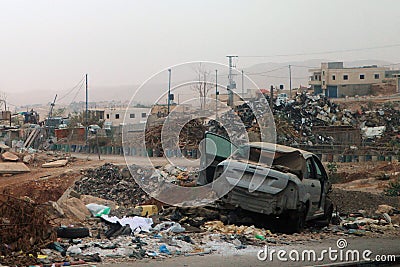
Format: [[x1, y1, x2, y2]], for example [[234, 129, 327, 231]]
[[199, 132, 333, 233]]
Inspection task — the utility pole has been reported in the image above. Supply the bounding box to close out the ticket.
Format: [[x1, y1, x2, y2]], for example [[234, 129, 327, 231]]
[[241, 69, 244, 97], [85, 74, 88, 145], [227, 55, 238, 107], [289, 65, 292, 98], [203, 73, 206, 110], [215, 69, 218, 119], [270, 85, 274, 108], [167, 69, 171, 114]]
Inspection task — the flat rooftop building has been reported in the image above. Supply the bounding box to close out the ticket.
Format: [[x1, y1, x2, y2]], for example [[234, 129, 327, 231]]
[[309, 62, 400, 98]]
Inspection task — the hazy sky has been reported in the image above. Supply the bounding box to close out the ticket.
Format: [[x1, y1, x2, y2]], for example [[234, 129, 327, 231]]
[[1, 0, 400, 105]]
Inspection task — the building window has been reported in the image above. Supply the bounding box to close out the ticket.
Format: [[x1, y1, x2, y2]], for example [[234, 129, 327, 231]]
[[322, 81, 325, 86], [322, 71, 325, 75], [130, 113, 135, 118], [343, 75, 348, 80], [374, 74, 380, 79], [141, 113, 146, 118], [115, 114, 120, 119], [332, 75, 336, 80], [360, 74, 365, 80], [106, 114, 110, 119]]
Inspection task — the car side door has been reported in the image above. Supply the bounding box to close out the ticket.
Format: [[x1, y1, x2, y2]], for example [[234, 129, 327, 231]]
[[312, 156, 330, 210], [302, 156, 322, 216], [197, 132, 237, 185]]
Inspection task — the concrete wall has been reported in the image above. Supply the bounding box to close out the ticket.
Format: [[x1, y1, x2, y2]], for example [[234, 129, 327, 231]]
[[337, 84, 372, 97]]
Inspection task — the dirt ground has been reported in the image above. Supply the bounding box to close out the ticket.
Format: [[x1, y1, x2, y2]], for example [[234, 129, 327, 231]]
[[0, 156, 106, 203]]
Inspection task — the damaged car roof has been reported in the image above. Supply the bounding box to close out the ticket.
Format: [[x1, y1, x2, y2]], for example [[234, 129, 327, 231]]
[[247, 142, 313, 158]]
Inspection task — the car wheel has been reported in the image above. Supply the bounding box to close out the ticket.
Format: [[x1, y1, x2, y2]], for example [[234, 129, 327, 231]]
[[285, 203, 307, 233], [321, 199, 333, 227]]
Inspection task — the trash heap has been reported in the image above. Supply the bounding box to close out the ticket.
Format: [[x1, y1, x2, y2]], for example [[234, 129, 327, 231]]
[[222, 92, 400, 147], [273, 93, 353, 145], [145, 118, 207, 152], [328, 204, 400, 236], [154, 164, 198, 187], [74, 163, 153, 207]]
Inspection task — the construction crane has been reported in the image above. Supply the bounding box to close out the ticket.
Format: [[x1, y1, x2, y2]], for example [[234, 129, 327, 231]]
[[48, 94, 57, 119]]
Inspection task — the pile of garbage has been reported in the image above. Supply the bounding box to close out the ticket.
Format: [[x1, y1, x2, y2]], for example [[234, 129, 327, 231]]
[[145, 118, 207, 152], [262, 93, 346, 145], [154, 164, 198, 187], [74, 163, 153, 207], [329, 204, 400, 236]]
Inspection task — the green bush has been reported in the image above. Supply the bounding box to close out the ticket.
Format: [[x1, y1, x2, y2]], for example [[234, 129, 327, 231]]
[[384, 178, 400, 197]]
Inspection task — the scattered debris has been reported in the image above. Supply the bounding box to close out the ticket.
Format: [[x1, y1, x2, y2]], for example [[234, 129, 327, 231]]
[[74, 163, 152, 207]]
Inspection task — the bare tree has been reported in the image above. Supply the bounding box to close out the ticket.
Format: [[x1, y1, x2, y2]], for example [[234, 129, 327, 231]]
[[191, 63, 214, 110], [0, 92, 7, 111]]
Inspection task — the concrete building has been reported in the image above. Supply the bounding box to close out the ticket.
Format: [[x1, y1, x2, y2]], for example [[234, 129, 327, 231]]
[[104, 107, 150, 126], [309, 62, 400, 98]]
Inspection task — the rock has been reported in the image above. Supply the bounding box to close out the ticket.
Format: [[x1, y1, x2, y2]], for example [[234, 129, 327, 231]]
[[58, 197, 91, 221], [376, 204, 394, 215], [48, 201, 65, 217], [42, 159, 68, 168], [2, 151, 19, 161], [391, 214, 400, 225], [23, 154, 34, 164], [382, 213, 392, 224], [0, 143, 10, 152]]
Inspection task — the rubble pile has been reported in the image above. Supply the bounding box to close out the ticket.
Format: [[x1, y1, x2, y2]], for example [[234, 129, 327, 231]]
[[0, 194, 56, 265], [272, 94, 348, 145], [74, 163, 152, 207], [145, 118, 207, 152], [154, 164, 198, 187]]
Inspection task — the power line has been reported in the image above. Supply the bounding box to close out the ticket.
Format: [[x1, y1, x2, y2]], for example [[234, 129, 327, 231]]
[[245, 66, 288, 75], [58, 76, 85, 101], [70, 81, 85, 104], [240, 43, 400, 58]]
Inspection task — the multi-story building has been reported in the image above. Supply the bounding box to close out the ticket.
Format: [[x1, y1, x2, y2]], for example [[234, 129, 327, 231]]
[[309, 62, 400, 98], [104, 107, 150, 126]]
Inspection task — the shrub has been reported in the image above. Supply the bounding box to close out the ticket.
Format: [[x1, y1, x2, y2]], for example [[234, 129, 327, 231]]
[[384, 178, 400, 196]]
